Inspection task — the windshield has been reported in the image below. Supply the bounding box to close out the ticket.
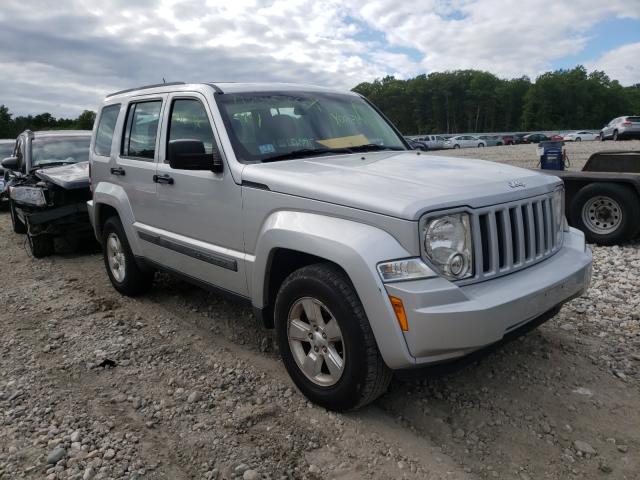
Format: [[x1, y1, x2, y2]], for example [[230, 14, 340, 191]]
[[0, 143, 14, 159], [216, 91, 406, 162], [31, 136, 90, 168]]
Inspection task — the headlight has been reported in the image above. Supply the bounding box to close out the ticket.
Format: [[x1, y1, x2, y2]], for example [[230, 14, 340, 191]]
[[377, 258, 436, 283], [9, 186, 47, 207], [423, 213, 473, 280], [553, 187, 565, 245]]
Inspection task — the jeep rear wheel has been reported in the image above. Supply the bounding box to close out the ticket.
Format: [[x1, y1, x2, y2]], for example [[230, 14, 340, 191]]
[[28, 233, 54, 258], [274, 264, 391, 411], [102, 216, 153, 296], [10, 201, 26, 234]]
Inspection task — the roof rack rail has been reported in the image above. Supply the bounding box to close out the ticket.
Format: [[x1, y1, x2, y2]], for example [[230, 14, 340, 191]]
[[106, 81, 186, 98], [205, 82, 224, 94]]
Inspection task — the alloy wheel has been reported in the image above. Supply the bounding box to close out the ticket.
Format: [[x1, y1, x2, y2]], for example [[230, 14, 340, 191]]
[[106, 233, 126, 282], [287, 297, 345, 387]]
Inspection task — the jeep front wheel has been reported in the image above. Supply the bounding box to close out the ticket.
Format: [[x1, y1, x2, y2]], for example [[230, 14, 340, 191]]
[[102, 216, 153, 296], [274, 264, 391, 411]]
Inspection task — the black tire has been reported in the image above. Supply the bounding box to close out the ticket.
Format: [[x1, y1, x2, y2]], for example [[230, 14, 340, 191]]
[[570, 183, 639, 245], [453, 144, 460, 149], [274, 263, 392, 411], [576, 137, 581, 142], [478, 143, 484, 148], [27, 233, 54, 258], [10, 201, 26, 234], [600, 133, 605, 141], [101, 216, 153, 296], [613, 130, 619, 141]]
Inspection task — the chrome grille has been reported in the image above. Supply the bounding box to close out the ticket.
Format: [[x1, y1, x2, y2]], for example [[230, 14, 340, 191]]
[[471, 192, 561, 282]]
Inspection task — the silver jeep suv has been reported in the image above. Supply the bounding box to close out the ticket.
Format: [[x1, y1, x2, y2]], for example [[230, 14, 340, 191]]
[[88, 82, 592, 410]]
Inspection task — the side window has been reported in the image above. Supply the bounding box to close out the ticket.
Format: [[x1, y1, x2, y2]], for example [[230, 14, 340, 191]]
[[121, 100, 162, 160], [94, 104, 121, 156], [167, 98, 216, 162]]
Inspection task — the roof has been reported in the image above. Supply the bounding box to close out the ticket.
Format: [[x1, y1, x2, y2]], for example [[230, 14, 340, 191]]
[[105, 81, 356, 100]]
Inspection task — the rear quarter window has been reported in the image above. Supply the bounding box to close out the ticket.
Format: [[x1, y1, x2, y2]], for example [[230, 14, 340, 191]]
[[95, 104, 121, 156]]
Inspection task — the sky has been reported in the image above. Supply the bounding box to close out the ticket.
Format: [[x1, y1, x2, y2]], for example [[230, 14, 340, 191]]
[[1, 0, 639, 117]]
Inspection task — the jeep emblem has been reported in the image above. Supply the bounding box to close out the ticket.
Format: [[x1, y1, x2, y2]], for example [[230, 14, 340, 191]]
[[508, 180, 525, 188]]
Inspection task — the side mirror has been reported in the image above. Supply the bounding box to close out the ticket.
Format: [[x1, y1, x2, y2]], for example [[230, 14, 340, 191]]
[[2, 156, 19, 171], [167, 140, 223, 173]]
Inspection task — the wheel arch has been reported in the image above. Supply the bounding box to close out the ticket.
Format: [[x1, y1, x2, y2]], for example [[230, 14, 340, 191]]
[[92, 183, 141, 254], [250, 211, 416, 369]]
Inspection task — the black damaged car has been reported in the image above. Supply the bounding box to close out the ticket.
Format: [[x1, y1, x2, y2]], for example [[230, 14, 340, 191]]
[[1, 130, 93, 257]]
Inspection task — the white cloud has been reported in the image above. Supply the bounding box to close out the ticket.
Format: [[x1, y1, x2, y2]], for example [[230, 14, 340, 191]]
[[586, 42, 640, 86], [348, 0, 640, 79], [0, 0, 638, 116]]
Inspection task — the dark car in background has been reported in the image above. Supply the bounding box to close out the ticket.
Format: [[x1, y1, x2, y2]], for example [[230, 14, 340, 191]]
[[522, 133, 549, 144], [0, 139, 15, 205], [1, 130, 93, 257], [513, 133, 528, 144]]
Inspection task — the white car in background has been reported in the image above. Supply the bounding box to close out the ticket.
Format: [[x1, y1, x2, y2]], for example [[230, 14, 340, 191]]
[[563, 131, 599, 142], [443, 135, 486, 149]]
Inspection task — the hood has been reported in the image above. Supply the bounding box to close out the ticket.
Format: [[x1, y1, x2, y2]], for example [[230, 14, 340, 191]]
[[242, 151, 560, 220], [35, 162, 89, 190]]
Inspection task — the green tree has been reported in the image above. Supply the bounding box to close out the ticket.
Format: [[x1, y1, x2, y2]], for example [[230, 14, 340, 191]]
[[75, 110, 96, 130]]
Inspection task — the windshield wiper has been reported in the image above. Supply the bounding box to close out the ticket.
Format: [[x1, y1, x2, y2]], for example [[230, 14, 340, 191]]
[[261, 148, 353, 163], [31, 161, 76, 171], [347, 144, 405, 152]]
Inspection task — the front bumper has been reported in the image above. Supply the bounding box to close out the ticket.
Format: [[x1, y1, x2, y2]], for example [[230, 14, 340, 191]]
[[384, 227, 592, 366], [16, 201, 93, 235]]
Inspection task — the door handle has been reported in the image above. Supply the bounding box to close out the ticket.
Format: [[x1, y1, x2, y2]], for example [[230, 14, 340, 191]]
[[110, 167, 126, 176], [153, 174, 174, 185]]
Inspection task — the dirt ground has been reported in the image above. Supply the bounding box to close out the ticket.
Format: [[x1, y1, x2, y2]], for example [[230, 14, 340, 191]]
[[1, 143, 639, 479], [424, 139, 640, 171]]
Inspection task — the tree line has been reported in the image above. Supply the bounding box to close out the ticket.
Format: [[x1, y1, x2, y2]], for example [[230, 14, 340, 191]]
[[2, 65, 639, 139], [353, 66, 640, 135], [0, 105, 96, 139]]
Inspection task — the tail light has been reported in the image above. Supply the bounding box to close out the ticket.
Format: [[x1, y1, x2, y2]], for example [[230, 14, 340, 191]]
[[622, 121, 632, 126]]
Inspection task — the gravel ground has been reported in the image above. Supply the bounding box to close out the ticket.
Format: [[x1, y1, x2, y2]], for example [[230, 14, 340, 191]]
[[1, 140, 639, 479], [424, 139, 640, 170]]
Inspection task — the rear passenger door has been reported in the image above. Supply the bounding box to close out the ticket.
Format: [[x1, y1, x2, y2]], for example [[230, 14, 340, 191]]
[[114, 95, 166, 243]]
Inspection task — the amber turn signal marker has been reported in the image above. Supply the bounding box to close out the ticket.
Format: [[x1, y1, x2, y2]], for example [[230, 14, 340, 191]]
[[389, 295, 409, 331]]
